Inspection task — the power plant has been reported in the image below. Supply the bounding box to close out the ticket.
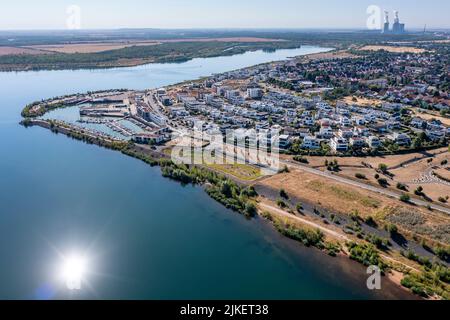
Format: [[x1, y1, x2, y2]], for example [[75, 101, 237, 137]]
[[382, 10, 406, 34]]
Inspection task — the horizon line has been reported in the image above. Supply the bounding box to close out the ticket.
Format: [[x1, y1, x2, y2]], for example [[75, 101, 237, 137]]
[[0, 27, 449, 33]]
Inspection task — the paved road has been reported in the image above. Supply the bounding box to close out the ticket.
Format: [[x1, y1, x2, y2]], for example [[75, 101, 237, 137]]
[[281, 159, 450, 215]]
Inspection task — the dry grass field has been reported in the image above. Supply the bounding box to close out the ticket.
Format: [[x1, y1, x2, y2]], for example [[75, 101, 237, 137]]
[[257, 169, 450, 244], [0, 46, 49, 56], [413, 110, 450, 126], [342, 96, 383, 107], [208, 163, 262, 181], [359, 45, 427, 54], [284, 148, 450, 203], [296, 50, 357, 63], [292, 148, 448, 169]]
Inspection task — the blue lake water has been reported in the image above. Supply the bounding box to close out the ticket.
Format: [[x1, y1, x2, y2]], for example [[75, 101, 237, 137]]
[[0, 47, 413, 299]]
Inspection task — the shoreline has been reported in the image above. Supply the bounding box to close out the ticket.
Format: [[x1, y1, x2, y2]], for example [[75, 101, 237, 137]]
[[0, 42, 308, 73], [20, 118, 428, 300], [16, 45, 448, 299]]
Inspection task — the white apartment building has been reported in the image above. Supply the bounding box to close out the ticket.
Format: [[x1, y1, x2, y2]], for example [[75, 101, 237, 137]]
[[330, 137, 349, 153], [302, 136, 321, 150]]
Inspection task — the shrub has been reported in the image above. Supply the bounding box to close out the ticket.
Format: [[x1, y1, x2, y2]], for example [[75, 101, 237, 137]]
[[438, 196, 447, 203], [387, 223, 398, 236], [396, 182, 408, 191], [244, 202, 258, 218], [377, 178, 388, 187], [279, 189, 289, 200], [365, 216, 377, 227], [400, 193, 410, 203], [276, 199, 288, 208], [401, 276, 428, 298], [347, 242, 386, 271], [293, 156, 308, 164], [241, 186, 258, 197], [434, 247, 450, 262], [355, 173, 367, 180], [414, 186, 424, 196], [378, 163, 388, 173], [276, 223, 325, 248]]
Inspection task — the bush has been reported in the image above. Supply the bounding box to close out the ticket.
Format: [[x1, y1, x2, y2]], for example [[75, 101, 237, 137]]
[[414, 186, 424, 196], [434, 247, 450, 262], [275, 223, 325, 248], [377, 178, 388, 187], [241, 186, 258, 197], [396, 182, 408, 191], [293, 156, 309, 164], [244, 202, 258, 218], [401, 277, 428, 298], [378, 163, 388, 173], [355, 173, 367, 180], [400, 193, 411, 203], [365, 216, 377, 227], [347, 242, 386, 271], [387, 223, 398, 236], [279, 189, 289, 200], [296, 203, 303, 213], [276, 199, 288, 208], [438, 197, 448, 203]]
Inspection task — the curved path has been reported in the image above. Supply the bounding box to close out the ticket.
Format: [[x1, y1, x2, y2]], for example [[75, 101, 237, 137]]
[[260, 202, 420, 273]]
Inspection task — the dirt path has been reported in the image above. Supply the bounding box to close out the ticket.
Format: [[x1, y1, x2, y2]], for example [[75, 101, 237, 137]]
[[259, 202, 421, 273], [260, 202, 350, 241]]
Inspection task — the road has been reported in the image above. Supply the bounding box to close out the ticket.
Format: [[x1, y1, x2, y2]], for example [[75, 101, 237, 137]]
[[281, 158, 450, 215], [157, 126, 450, 215]]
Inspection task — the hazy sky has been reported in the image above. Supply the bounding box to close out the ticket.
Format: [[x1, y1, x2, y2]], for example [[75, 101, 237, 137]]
[[0, 0, 449, 30]]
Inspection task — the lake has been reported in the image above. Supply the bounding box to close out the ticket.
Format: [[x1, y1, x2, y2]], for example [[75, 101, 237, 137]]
[[0, 46, 413, 299]]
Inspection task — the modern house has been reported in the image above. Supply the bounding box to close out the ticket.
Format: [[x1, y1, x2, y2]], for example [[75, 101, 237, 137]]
[[330, 137, 349, 153], [302, 136, 321, 150]]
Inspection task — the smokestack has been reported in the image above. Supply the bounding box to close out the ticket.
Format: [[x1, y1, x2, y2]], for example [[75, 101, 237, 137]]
[[384, 11, 389, 23]]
